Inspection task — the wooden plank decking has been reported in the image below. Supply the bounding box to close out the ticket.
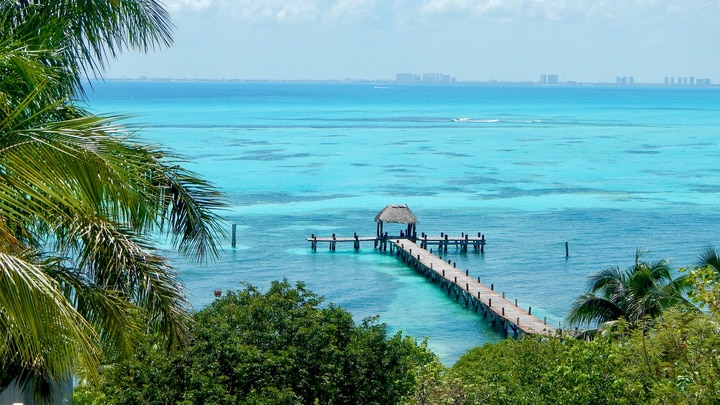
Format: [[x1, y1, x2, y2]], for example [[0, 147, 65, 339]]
[[390, 238, 555, 337]]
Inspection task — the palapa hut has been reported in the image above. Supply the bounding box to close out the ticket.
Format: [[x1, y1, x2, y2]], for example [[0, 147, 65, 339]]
[[374, 204, 418, 238]]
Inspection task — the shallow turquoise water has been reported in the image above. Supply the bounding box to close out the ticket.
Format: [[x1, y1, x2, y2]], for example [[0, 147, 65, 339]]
[[86, 81, 720, 364]]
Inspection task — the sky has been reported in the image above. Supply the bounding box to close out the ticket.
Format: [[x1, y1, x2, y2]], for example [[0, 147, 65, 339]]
[[105, 0, 720, 83]]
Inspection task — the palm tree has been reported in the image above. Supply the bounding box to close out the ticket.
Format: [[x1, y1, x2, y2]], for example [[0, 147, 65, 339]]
[[0, 1, 225, 402], [697, 246, 720, 274], [687, 246, 720, 312], [567, 249, 694, 330]]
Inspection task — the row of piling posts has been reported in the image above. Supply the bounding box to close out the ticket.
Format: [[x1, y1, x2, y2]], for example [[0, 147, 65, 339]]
[[417, 232, 486, 253], [463, 232, 486, 254], [305, 229, 485, 254], [308, 233, 338, 252], [308, 233, 339, 252]]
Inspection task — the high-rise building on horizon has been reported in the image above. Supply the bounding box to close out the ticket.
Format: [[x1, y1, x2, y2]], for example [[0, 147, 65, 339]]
[[396, 72, 454, 83], [663, 75, 711, 86], [540, 74, 559, 84], [396, 73, 420, 83]]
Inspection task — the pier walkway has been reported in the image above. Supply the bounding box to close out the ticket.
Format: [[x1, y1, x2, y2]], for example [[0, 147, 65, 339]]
[[389, 238, 554, 337], [305, 230, 554, 337]]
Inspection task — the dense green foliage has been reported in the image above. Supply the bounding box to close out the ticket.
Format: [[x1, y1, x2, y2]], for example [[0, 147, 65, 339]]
[[406, 307, 720, 404], [75, 252, 720, 405], [448, 335, 646, 404], [76, 280, 435, 404], [404, 251, 720, 405]]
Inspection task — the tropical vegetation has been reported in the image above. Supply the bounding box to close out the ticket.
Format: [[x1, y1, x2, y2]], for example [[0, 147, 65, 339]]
[[687, 246, 720, 311], [407, 307, 720, 404], [74, 280, 436, 405], [567, 249, 694, 331], [2, 1, 719, 403], [70, 252, 720, 404], [0, 0, 224, 401]]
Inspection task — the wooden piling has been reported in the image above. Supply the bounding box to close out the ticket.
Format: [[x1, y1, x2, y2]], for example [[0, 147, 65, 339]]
[[231, 224, 237, 248]]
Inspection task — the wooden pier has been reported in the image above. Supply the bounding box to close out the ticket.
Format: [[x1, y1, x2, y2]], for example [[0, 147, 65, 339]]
[[389, 239, 554, 337], [305, 232, 554, 337], [306, 232, 485, 253]]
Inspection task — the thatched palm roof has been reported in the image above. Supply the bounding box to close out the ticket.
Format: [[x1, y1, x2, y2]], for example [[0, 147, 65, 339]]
[[374, 204, 418, 224]]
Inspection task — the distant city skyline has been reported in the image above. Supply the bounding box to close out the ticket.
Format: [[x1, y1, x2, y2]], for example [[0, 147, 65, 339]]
[[390, 72, 713, 85], [104, 1, 720, 83]]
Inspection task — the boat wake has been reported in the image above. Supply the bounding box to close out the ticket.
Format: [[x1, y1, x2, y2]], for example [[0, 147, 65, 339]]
[[452, 118, 542, 123]]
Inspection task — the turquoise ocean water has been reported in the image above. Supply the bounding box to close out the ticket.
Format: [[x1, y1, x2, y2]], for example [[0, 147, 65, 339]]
[[86, 81, 720, 364]]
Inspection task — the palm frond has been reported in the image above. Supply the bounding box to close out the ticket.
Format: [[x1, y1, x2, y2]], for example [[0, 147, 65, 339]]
[[43, 260, 143, 359], [697, 245, 720, 274], [0, 252, 100, 384], [62, 216, 192, 350], [567, 293, 623, 328]]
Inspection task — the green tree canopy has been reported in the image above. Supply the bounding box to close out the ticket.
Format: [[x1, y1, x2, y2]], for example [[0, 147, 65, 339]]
[[414, 309, 720, 405], [445, 336, 648, 405], [79, 280, 436, 405]]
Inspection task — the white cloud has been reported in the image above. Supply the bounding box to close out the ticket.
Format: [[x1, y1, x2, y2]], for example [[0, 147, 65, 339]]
[[162, 0, 720, 26], [166, 0, 720, 25], [163, 0, 213, 12], [325, 0, 379, 23]]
